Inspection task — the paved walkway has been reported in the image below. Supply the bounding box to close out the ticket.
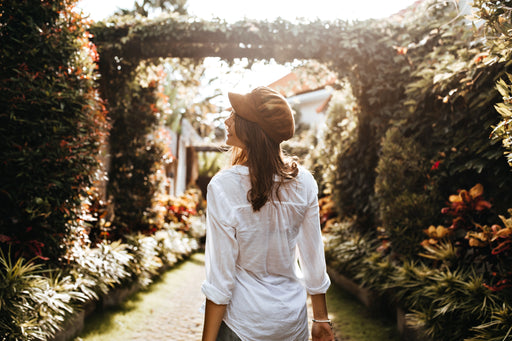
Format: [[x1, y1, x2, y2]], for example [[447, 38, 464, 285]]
[[77, 253, 398, 341], [76, 253, 326, 340], [76, 253, 206, 341]]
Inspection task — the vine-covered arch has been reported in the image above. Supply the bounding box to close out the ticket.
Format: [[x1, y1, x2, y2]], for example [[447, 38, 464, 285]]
[[90, 0, 512, 237], [90, 14, 403, 231], [92, 16, 381, 66]]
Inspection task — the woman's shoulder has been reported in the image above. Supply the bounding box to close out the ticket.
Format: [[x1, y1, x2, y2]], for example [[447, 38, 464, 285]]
[[209, 165, 248, 187], [296, 164, 315, 183]]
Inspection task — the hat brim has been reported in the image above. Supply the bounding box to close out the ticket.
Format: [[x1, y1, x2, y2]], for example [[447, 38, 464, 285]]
[[228, 92, 257, 123]]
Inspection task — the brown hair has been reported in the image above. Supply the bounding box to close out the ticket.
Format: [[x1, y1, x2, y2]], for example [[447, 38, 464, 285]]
[[230, 114, 298, 211]]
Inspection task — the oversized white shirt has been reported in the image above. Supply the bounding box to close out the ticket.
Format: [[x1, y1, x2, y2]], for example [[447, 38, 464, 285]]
[[201, 165, 331, 341]]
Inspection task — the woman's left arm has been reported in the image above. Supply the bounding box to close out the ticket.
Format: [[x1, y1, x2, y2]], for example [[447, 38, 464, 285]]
[[202, 299, 227, 341]]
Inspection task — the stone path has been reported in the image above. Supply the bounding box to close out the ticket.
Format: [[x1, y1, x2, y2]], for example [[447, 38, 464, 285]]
[[77, 253, 398, 341], [76, 253, 206, 341], [76, 252, 329, 340]]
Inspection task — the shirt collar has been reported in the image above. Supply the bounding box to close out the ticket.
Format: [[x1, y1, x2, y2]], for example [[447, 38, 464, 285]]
[[228, 164, 298, 183], [229, 165, 249, 175]]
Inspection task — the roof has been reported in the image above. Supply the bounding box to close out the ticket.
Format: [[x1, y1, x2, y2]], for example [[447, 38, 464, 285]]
[[267, 65, 337, 98], [267, 64, 337, 113]]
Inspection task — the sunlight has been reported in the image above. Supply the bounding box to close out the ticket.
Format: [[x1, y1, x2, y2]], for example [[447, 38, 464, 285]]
[[188, 0, 419, 22], [78, 0, 419, 22]]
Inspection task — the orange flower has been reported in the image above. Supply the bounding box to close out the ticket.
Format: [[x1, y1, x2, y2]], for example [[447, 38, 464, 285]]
[[424, 225, 450, 239], [491, 224, 512, 241], [465, 224, 493, 247]]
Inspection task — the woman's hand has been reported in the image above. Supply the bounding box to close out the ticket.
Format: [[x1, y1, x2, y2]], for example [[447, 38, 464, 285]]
[[312, 321, 335, 341]]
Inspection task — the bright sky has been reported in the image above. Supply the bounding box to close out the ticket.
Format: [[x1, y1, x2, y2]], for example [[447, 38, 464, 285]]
[[79, 0, 417, 24], [77, 0, 418, 105]]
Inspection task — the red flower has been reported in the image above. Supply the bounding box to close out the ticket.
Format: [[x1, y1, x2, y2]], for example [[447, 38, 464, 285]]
[[376, 240, 391, 253], [483, 279, 512, 292], [491, 239, 512, 255], [431, 160, 441, 170]]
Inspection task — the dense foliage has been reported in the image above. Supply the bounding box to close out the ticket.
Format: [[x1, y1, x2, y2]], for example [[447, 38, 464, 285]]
[[1, 206, 203, 341], [307, 0, 512, 252], [493, 75, 512, 166], [103, 61, 172, 236], [476, 0, 512, 167], [319, 1, 512, 338], [0, 0, 109, 261], [374, 128, 439, 257], [3, 0, 512, 338]]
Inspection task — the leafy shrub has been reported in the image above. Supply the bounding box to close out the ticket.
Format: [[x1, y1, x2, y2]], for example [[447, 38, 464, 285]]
[[323, 219, 375, 280], [0, 250, 86, 340], [324, 187, 512, 340], [394, 6, 512, 213], [304, 87, 359, 212], [67, 241, 133, 296], [388, 262, 498, 341], [419, 185, 512, 290], [375, 127, 441, 258], [107, 73, 167, 236], [0, 214, 204, 339], [0, 0, 109, 261], [154, 228, 185, 266], [404, 186, 512, 340], [474, 0, 512, 170], [125, 234, 161, 288], [492, 75, 512, 166]]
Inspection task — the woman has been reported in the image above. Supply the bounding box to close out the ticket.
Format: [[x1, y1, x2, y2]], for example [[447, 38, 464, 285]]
[[201, 86, 334, 341]]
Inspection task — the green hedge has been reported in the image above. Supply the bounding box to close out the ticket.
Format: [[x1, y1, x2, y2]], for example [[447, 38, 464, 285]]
[[321, 2, 512, 339], [312, 0, 512, 255], [97, 56, 170, 237], [0, 0, 109, 261]]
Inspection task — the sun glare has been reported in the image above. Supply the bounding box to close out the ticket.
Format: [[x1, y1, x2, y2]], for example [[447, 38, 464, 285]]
[[79, 0, 418, 22], [188, 0, 418, 22]]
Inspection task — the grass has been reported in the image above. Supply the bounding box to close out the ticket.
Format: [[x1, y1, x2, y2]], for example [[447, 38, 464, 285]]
[[326, 282, 401, 341]]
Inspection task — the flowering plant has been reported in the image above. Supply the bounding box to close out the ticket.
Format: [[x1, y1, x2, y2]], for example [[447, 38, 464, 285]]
[[318, 195, 337, 230], [420, 184, 512, 291], [441, 184, 492, 230], [151, 188, 205, 236]]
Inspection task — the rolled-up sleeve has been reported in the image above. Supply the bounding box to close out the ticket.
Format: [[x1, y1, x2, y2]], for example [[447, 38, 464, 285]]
[[296, 175, 331, 295], [201, 180, 239, 305]]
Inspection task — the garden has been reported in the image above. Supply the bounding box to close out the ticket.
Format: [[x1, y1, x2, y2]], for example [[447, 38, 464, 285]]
[[1, 0, 512, 340]]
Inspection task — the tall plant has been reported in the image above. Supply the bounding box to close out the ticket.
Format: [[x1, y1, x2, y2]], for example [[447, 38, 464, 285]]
[[374, 127, 440, 258], [0, 0, 109, 261], [492, 75, 512, 167], [100, 59, 170, 236], [474, 0, 512, 168]]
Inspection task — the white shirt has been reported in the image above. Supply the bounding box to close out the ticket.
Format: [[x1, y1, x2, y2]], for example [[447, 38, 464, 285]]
[[201, 165, 331, 341]]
